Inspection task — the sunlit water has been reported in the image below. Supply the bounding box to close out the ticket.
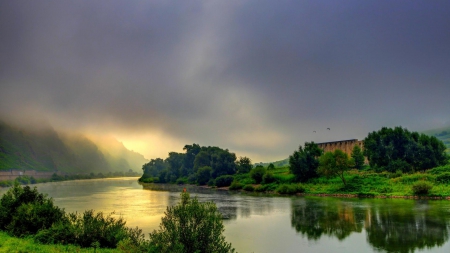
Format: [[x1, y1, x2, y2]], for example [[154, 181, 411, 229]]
[[2, 178, 450, 253]]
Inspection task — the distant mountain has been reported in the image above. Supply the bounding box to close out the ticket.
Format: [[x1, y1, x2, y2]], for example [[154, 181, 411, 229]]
[[254, 158, 289, 168], [0, 120, 147, 173]]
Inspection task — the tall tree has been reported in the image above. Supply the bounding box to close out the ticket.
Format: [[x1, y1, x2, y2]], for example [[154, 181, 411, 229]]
[[318, 149, 353, 186], [236, 156, 252, 174], [351, 145, 365, 170], [289, 142, 323, 182]]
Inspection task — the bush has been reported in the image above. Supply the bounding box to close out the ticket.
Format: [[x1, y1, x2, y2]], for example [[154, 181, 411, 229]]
[[215, 175, 234, 187], [412, 181, 433, 195], [243, 185, 254, 192], [176, 178, 188, 185], [35, 210, 144, 248], [276, 184, 305, 194], [262, 172, 275, 184], [197, 166, 212, 185], [428, 164, 450, 175], [228, 181, 243, 190], [436, 172, 450, 184], [148, 192, 235, 253], [0, 183, 65, 237], [250, 166, 266, 184]]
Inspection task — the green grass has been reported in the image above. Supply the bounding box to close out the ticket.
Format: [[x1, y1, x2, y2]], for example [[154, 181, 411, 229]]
[[0, 231, 121, 253], [231, 166, 450, 197]]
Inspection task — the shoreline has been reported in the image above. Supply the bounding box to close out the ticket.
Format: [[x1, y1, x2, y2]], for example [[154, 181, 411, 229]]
[[150, 183, 450, 200]]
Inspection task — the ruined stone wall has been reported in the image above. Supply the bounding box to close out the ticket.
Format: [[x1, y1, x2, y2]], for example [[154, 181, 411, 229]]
[[317, 139, 364, 158]]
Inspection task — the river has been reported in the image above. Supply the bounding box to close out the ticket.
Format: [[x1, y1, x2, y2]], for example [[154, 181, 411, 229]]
[[2, 177, 450, 253]]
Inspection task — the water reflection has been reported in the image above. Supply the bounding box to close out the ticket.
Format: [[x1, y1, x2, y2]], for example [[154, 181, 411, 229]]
[[291, 197, 450, 252]]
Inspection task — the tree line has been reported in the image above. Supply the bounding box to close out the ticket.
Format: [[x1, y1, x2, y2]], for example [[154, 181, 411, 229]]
[[140, 144, 252, 186], [289, 126, 448, 185]]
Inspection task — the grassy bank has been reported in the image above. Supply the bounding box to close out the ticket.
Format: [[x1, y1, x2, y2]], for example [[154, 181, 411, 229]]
[[0, 231, 120, 253], [227, 164, 450, 198]]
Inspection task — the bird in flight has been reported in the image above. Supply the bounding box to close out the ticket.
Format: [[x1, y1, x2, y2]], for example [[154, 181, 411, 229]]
[[313, 131, 316, 133], [327, 128, 330, 130]]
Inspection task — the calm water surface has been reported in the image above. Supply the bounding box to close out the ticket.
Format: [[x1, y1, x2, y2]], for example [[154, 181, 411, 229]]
[[2, 178, 450, 253]]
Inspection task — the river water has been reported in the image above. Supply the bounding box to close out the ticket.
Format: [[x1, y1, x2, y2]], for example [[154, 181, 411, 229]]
[[2, 177, 450, 253]]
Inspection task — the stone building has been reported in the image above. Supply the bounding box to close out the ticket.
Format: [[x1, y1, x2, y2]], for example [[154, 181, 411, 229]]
[[316, 139, 364, 157]]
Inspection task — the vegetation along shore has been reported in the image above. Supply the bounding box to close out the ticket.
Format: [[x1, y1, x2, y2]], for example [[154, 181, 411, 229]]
[[139, 126, 450, 198]]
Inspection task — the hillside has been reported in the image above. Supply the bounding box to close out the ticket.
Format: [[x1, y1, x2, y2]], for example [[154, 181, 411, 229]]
[[0, 120, 147, 173]]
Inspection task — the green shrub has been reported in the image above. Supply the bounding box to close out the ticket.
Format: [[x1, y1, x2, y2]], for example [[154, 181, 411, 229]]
[[412, 181, 433, 195], [262, 172, 275, 184], [276, 184, 305, 194], [273, 174, 294, 184], [0, 183, 65, 237], [35, 210, 144, 249], [243, 185, 254, 192], [428, 164, 450, 175], [176, 177, 188, 185], [229, 181, 243, 190], [197, 166, 212, 185], [250, 166, 266, 184], [148, 192, 235, 253], [215, 175, 234, 187], [436, 172, 450, 184]]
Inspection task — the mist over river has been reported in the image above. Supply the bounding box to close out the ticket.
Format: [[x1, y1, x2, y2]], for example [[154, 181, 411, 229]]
[[2, 178, 450, 253]]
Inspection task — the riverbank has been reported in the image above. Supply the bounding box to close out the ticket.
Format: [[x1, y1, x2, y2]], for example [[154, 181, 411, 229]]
[[162, 164, 450, 199]]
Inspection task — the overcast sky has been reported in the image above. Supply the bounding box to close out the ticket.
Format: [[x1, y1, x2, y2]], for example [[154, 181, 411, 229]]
[[1, 0, 449, 162]]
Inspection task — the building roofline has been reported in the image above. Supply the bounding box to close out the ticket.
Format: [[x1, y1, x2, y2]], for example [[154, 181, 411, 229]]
[[316, 139, 359, 145]]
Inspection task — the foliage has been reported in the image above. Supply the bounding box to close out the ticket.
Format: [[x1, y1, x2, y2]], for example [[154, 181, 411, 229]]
[[363, 126, 448, 171], [148, 192, 234, 253], [197, 166, 212, 185], [412, 181, 433, 195], [276, 184, 305, 194], [428, 164, 450, 175], [35, 210, 144, 249], [0, 182, 65, 237], [267, 163, 275, 170], [243, 185, 255, 192], [250, 165, 266, 184], [435, 172, 450, 184], [289, 142, 323, 182], [351, 145, 365, 170], [318, 150, 353, 186], [262, 171, 276, 184], [215, 175, 234, 187], [236, 156, 253, 174], [229, 181, 243, 190]]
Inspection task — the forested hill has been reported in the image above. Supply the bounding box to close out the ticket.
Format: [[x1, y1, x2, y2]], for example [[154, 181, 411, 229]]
[[0, 120, 147, 173]]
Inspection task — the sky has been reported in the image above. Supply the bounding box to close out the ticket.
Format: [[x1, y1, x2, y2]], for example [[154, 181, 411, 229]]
[[1, 0, 450, 163]]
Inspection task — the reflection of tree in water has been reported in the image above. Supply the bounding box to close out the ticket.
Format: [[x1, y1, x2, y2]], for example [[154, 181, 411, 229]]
[[291, 197, 364, 241], [291, 197, 450, 253], [365, 200, 449, 253]]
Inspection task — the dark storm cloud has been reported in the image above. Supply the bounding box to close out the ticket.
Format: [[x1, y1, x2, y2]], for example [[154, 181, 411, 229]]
[[1, 0, 450, 161]]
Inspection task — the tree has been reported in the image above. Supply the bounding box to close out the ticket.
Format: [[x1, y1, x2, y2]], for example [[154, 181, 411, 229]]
[[148, 192, 235, 253], [351, 145, 365, 170], [236, 156, 253, 174], [250, 165, 266, 184], [363, 126, 448, 172], [267, 163, 275, 170], [289, 142, 323, 182], [318, 150, 353, 186], [197, 166, 212, 185]]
